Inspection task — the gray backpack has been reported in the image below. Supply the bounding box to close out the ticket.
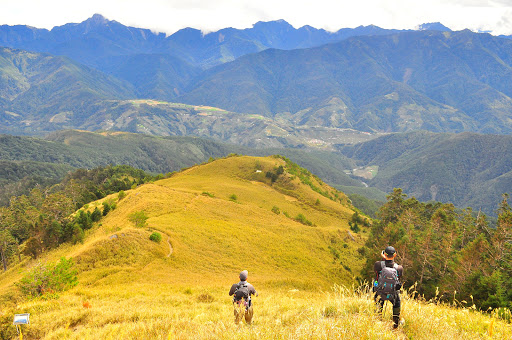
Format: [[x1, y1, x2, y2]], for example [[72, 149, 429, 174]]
[[376, 261, 399, 300], [234, 282, 250, 302]]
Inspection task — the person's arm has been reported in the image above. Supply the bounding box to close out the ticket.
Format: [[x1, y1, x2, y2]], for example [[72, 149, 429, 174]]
[[248, 284, 258, 297], [396, 265, 404, 290], [229, 283, 237, 296]]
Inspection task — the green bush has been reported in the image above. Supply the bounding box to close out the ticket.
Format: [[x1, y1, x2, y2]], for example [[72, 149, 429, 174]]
[[295, 213, 313, 226], [118, 190, 126, 200], [229, 194, 238, 202], [17, 257, 78, 297], [129, 211, 148, 228], [271, 206, 281, 215], [149, 232, 162, 243]]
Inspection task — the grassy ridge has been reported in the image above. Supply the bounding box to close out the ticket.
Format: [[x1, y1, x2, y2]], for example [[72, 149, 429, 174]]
[[0, 155, 362, 296], [0, 156, 510, 339]]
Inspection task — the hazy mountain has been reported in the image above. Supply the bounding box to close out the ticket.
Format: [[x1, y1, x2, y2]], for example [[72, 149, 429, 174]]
[[180, 30, 512, 134], [418, 22, 452, 31], [0, 47, 136, 133], [0, 14, 407, 70]]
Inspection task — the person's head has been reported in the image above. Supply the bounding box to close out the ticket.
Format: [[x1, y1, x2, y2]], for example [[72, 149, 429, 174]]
[[239, 270, 248, 281], [381, 246, 397, 260]]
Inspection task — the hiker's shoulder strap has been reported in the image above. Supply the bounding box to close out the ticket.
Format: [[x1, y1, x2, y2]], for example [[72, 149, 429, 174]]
[[380, 261, 385, 270], [393, 263, 398, 270]]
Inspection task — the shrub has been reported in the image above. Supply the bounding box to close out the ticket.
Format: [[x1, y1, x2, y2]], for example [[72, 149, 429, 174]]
[[202, 191, 215, 198], [129, 211, 148, 228], [272, 206, 281, 215], [102, 201, 111, 216], [229, 194, 238, 202], [295, 213, 313, 226], [149, 232, 162, 243], [349, 221, 360, 233], [118, 190, 126, 200], [17, 257, 78, 297], [91, 207, 102, 222]]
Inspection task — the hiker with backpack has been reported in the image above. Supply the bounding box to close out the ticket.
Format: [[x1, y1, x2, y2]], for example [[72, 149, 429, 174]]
[[228, 270, 258, 324], [373, 246, 403, 329]]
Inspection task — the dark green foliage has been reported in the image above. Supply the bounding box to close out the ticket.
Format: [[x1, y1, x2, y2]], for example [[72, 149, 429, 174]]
[[75, 210, 92, 231], [149, 232, 162, 243], [0, 164, 155, 267], [265, 165, 284, 184], [0, 227, 18, 271], [17, 257, 78, 297], [271, 206, 280, 215], [229, 194, 238, 202], [102, 202, 111, 216], [91, 207, 102, 222], [348, 212, 370, 234]]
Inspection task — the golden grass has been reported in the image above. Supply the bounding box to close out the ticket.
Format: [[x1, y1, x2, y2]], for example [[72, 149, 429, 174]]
[[2, 284, 511, 339]]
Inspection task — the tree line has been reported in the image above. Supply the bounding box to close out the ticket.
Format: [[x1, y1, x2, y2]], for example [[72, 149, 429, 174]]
[[0, 165, 156, 270], [360, 188, 512, 312]]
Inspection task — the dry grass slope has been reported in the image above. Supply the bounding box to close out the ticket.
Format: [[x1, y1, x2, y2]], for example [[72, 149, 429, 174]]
[[0, 156, 510, 339]]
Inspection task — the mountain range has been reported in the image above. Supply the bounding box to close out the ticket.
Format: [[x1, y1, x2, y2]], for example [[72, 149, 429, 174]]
[[1, 15, 512, 137]]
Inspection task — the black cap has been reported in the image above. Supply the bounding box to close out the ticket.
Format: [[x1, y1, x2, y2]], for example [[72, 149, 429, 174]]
[[384, 246, 396, 257]]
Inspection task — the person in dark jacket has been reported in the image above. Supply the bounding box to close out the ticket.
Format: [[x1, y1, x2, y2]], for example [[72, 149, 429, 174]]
[[228, 270, 258, 324], [374, 246, 404, 329]]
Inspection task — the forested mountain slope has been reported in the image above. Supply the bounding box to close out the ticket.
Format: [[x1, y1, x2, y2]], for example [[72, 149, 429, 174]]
[[341, 131, 512, 214], [180, 30, 512, 134]]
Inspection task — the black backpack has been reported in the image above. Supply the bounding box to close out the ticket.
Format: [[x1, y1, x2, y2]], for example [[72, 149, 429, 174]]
[[234, 283, 250, 301], [376, 261, 400, 300]]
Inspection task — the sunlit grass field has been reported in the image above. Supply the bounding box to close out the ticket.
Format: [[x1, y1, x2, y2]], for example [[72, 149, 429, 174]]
[[2, 284, 511, 339], [1, 156, 510, 339]]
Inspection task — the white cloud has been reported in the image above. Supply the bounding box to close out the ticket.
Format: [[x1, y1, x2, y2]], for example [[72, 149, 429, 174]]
[[0, 0, 511, 35]]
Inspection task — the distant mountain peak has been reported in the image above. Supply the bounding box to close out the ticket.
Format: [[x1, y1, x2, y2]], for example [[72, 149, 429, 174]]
[[79, 13, 115, 29], [88, 14, 109, 24], [418, 22, 452, 32], [253, 19, 294, 29]]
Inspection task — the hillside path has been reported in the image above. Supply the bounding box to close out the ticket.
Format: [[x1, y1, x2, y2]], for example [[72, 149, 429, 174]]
[[166, 237, 173, 257]]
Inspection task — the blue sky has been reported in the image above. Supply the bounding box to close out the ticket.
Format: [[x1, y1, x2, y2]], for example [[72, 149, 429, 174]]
[[2, 0, 512, 35]]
